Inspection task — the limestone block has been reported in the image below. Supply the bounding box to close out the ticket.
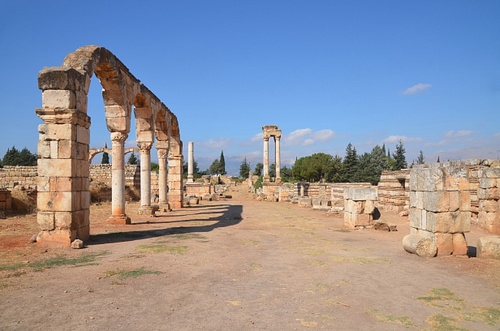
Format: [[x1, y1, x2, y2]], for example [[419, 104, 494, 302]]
[[409, 207, 425, 229], [452, 233, 468, 256], [426, 211, 471, 233], [477, 236, 500, 259], [37, 139, 51, 158], [106, 116, 129, 132], [38, 67, 85, 91], [298, 198, 312, 208], [409, 191, 423, 209], [76, 125, 90, 145], [42, 90, 76, 109], [478, 188, 500, 200], [435, 233, 453, 256], [54, 212, 73, 230], [410, 167, 445, 191], [480, 199, 499, 213], [478, 211, 500, 234], [345, 200, 365, 214], [344, 187, 377, 201], [37, 159, 74, 177], [364, 200, 376, 214], [37, 212, 55, 231]]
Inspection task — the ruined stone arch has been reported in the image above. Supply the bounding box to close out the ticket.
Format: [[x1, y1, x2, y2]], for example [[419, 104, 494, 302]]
[[36, 45, 183, 247], [88, 147, 138, 163]]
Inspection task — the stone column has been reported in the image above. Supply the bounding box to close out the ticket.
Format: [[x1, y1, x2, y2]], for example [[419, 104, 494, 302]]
[[107, 132, 131, 224], [138, 142, 155, 215], [187, 141, 194, 183], [157, 146, 170, 211], [275, 136, 281, 183], [263, 137, 270, 182]]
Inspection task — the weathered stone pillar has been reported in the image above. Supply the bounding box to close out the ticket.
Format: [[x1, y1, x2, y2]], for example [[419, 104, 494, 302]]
[[168, 140, 183, 209], [263, 137, 270, 182], [157, 146, 170, 211], [107, 132, 131, 224], [36, 67, 91, 247], [138, 142, 155, 215], [187, 141, 194, 183], [275, 136, 281, 183]]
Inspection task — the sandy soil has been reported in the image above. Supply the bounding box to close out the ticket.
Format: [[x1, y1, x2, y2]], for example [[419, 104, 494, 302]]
[[1, 184, 499, 330]]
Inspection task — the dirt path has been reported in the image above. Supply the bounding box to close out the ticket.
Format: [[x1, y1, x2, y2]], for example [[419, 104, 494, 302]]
[[1, 185, 499, 330]]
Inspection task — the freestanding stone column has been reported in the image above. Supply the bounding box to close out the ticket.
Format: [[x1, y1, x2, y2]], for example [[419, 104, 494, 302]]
[[187, 141, 194, 183], [107, 132, 131, 224], [263, 137, 270, 182], [275, 136, 281, 183], [157, 145, 170, 211], [138, 142, 155, 215]]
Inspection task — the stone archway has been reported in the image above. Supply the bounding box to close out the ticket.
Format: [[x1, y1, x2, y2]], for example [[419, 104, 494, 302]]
[[36, 45, 183, 247], [88, 147, 138, 163]]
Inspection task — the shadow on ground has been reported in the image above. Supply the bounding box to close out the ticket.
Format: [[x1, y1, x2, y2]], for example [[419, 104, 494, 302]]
[[89, 204, 243, 245]]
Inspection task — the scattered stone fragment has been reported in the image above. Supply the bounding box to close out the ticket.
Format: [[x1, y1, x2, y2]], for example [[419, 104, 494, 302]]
[[403, 234, 437, 258], [477, 236, 500, 259], [71, 239, 84, 249], [374, 221, 397, 232]]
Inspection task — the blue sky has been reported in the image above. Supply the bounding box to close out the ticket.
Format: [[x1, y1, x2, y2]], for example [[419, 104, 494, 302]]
[[1, 0, 499, 175]]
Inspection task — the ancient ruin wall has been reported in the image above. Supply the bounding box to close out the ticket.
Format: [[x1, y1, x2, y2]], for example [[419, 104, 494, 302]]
[[0, 166, 38, 190], [377, 169, 410, 214]]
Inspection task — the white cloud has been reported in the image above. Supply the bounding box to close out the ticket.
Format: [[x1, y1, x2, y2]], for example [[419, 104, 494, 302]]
[[383, 135, 423, 143], [284, 128, 335, 146], [303, 138, 314, 146], [285, 128, 312, 144], [312, 129, 336, 141], [250, 133, 263, 142], [402, 83, 432, 95], [444, 130, 473, 138]]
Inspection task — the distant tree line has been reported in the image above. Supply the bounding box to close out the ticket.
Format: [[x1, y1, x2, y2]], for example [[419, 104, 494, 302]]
[[0, 146, 37, 167], [239, 140, 423, 185]]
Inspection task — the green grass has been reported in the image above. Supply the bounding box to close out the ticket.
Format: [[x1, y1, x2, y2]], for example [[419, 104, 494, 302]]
[[0, 251, 109, 273], [368, 309, 416, 328], [425, 314, 467, 331], [136, 244, 188, 254], [417, 288, 465, 310], [105, 267, 161, 280]]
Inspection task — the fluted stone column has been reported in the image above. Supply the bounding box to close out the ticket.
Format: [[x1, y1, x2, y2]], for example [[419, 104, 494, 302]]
[[107, 132, 131, 224], [157, 146, 170, 211], [263, 137, 270, 182], [138, 142, 155, 215], [187, 141, 194, 183], [275, 136, 281, 183]]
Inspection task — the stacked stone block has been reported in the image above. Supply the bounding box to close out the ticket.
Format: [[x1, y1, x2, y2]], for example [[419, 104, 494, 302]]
[[477, 167, 500, 234], [409, 161, 473, 256], [344, 187, 377, 228], [0, 190, 12, 211], [377, 170, 410, 213]]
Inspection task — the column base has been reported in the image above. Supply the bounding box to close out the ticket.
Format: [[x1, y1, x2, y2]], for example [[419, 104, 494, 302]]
[[158, 203, 171, 212], [138, 205, 159, 216], [107, 215, 131, 225]]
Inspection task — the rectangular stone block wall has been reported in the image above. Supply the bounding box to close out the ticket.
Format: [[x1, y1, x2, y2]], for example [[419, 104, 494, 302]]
[[377, 170, 410, 213], [0, 166, 38, 190], [478, 167, 500, 234], [0, 190, 12, 211], [409, 160, 479, 256], [343, 187, 377, 228]]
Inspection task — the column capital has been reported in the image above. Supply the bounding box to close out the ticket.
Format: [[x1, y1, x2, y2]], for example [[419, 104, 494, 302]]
[[110, 132, 128, 144], [157, 148, 168, 160], [137, 142, 153, 152]]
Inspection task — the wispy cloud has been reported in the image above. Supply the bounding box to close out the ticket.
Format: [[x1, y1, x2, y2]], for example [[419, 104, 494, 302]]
[[402, 83, 432, 95], [444, 130, 473, 138], [383, 135, 423, 143], [285, 128, 335, 146]]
